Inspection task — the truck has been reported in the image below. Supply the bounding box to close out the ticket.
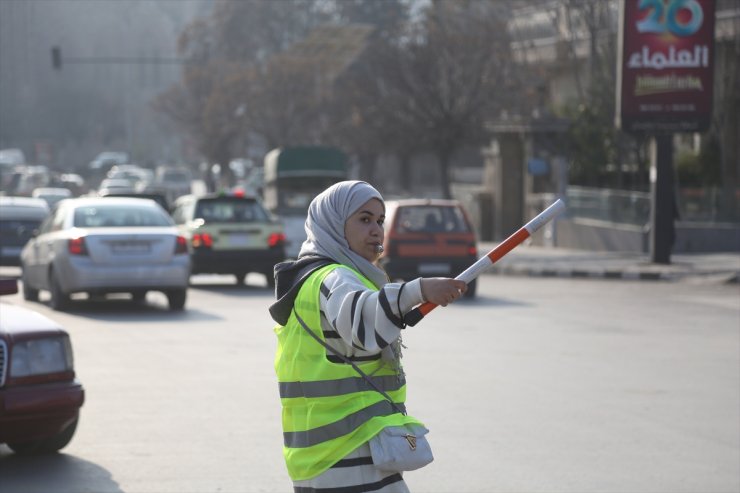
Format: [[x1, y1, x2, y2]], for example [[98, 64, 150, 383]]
[[263, 146, 348, 258]]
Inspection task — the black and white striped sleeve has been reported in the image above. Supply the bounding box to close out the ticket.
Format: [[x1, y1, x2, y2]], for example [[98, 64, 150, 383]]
[[319, 268, 425, 355]]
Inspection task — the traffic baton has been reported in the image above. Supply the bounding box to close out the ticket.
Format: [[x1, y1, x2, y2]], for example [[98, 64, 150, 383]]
[[404, 198, 566, 327]]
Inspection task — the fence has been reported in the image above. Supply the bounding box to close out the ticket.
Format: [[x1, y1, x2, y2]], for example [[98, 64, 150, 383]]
[[563, 186, 740, 224]]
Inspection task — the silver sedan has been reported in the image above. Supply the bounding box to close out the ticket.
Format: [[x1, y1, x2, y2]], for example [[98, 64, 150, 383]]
[[20, 197, 190, 311]]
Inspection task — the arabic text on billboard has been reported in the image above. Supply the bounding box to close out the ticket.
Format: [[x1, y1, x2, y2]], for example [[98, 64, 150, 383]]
[[617, 0, 715, 133]]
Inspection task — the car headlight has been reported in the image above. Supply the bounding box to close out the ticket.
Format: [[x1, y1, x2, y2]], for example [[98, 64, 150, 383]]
[[11, 336, 73, 377]]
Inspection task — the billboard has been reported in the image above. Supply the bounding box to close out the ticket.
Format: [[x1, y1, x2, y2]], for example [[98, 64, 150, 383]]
[[616, 0, 715, 133]]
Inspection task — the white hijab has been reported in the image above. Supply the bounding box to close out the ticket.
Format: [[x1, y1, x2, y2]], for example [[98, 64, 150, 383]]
[[299, 180, 388, 288]]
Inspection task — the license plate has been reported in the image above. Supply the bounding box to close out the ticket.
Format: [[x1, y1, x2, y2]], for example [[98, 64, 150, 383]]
[[418, 263, 451, 275], [228, 233, 250, 247], [112, 242, 150, 254]]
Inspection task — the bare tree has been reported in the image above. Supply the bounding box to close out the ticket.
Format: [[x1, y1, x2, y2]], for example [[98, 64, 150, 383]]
[[385, 0, 514, 198], [153, 0, 330, 169], [325, 0, 412, 183], [231, 55, 329, 149], [327, 32, 427, 186]]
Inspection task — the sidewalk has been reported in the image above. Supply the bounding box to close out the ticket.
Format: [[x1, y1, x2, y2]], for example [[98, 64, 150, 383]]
[[478, 241, 740, 283]]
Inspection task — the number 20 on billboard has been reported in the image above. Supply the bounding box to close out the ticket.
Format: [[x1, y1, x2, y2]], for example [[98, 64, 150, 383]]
[[637, 0, 704, 37]]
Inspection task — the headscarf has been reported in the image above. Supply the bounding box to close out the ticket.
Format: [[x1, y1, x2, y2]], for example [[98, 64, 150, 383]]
[[298, 180, 388, 288]]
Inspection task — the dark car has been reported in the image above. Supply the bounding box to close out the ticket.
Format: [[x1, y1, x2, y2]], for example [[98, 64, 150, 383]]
[[0, 196, 50, 266], [379, 199, 479, 297], [171, 192, 286, 286], [0, 278, 84, 453]]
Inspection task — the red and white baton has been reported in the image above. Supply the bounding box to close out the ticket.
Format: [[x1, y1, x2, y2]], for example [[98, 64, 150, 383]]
[[404, 198, 566, 327]]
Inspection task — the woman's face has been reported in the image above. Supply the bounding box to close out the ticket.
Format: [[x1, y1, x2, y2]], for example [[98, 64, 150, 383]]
[[344, 198, 385, 263]]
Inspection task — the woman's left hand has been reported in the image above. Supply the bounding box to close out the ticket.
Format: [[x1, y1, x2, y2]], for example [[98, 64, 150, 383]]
[[420, 278, 468, 306]]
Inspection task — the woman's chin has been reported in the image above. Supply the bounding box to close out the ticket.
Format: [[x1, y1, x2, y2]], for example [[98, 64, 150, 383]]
[[361, 250, 378, 263]]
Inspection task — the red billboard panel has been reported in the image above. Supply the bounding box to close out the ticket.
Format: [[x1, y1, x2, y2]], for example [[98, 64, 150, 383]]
[[616, 0, 715, 133]]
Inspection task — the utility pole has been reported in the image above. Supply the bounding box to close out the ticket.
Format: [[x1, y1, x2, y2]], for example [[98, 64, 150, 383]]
[[48, 45, 190, 162], [649, 135, 675, 264]]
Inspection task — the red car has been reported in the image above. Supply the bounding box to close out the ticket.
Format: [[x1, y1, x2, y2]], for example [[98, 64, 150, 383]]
[[0, 278, 84, 454], [380, 199, 479, 297]]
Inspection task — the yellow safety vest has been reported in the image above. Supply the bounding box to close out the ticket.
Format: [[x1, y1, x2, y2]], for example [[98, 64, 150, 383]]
[[274, 263, 423, 480]]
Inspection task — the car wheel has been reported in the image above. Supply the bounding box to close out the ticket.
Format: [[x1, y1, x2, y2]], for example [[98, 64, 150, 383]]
[[49, 268, 70, 311], [464, 278, 477, 299], [166, 289, 186, 311], [235, 272, 247, 285], [8, 417, 78, 455], [21, 270, 39, 302], [131, 290, 148, 303]]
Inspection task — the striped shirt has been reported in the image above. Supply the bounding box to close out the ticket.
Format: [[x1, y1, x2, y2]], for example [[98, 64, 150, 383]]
[[318, 268, 425, 361]]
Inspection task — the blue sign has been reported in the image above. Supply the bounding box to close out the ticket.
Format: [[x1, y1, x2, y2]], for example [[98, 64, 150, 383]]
[[528, 158, 549, 176]]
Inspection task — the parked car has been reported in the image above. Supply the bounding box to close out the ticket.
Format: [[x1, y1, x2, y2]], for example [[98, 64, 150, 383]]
[[171, 192, 285, 286], [0, 196, 50, 266], [32, 187, 73, 209], [379, 199, 479, 297], [0, 278, 84, 454], [20, 197, 190, 311]]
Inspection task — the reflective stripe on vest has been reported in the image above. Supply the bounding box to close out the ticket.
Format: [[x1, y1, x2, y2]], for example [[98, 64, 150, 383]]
[[279, 374, 406, 399], [284, 400, 407, 448], [274, 264, 423, 481]]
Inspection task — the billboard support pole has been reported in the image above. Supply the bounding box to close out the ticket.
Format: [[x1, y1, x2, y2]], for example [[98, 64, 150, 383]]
[[649, 134, 675, 264]]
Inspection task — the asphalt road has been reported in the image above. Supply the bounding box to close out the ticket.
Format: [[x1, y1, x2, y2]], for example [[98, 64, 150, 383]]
[[0, 273, 738, 493]]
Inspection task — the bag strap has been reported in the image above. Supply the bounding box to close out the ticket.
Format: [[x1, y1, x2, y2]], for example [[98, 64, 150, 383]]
[[397, 282, 407, 329], [293, 308, 407, 416]]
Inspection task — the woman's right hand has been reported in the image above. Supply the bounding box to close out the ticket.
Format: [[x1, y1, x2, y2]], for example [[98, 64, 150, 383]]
[[420, 278, 468, 306]]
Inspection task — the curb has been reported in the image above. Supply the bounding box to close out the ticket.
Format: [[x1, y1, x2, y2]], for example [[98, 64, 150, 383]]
[[486, 265, 740, 283]]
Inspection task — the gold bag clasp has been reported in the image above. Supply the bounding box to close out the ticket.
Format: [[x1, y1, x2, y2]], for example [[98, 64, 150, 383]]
[[404, 434, 417, 450]]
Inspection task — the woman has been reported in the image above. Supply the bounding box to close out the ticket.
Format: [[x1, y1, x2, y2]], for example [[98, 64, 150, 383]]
[[269, 181, 467, 492]]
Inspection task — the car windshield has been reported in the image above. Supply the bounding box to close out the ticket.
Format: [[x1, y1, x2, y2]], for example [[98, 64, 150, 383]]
[[73, 205, 173, 227], [194, 198, 269, 223], [396, 206, 469, 233]]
